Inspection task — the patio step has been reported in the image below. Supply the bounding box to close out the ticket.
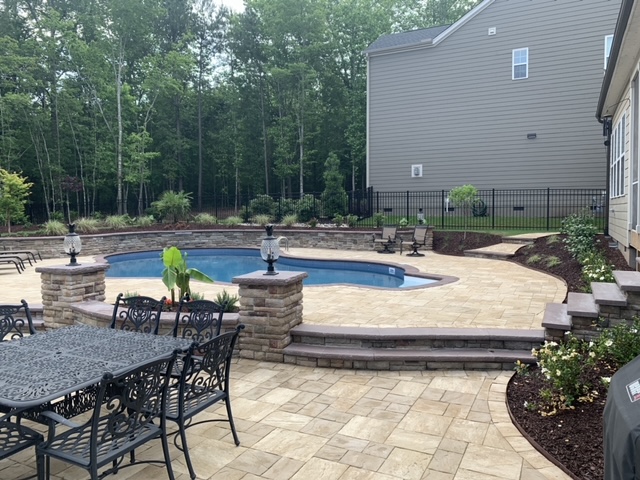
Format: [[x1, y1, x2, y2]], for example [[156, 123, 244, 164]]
[[541, 303, 571, 332], [613, 270, 640, 292], [463, 242, 523, 260], [591, 282, 627, 306], [284, 325, 543, 370], [566, 292, 599, 318]]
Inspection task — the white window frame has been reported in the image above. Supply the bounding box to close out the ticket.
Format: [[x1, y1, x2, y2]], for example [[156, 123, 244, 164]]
[[411, 164, 423, 178], [512, 48, 528, 80], [610, 114, 626, 198], [604, 35, 613, 70]]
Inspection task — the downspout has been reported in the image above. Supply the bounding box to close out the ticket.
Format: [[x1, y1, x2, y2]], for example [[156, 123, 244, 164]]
[[599, 117, 612, 236]]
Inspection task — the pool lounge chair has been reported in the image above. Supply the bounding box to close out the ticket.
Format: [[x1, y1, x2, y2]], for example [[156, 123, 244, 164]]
[[400, 225, 430, 256], [1, 247, 41, 263], [0, 256, 24, 273], [372, 226, 398, 254]]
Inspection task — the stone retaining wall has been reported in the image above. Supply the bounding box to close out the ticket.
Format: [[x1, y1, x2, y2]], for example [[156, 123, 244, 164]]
[[0, 227, 434, 259]]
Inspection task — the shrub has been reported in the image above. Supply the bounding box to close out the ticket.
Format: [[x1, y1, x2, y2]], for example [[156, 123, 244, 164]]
[[373, 212, 385, 228], [562, 210, 598, 262], [104, 214, 130, 229], [251, 214, 272, 226], [526, 254, 542, 264], [546, 235, 559, 245], [215, 290, 240, 312], [308, 217, 318, 228], [346, 214, 358, 228], [75, 217, 100, 233], [190, 291, 205, 301], [42, 220, 67, 236], [281, 214, 298, 227], [595, 318, 640, 367], [581, 251, 614, 283], [277, 199, 298, 218], [322, 153, 348, 217], [333, 214, 344, 226], [222, 216, 242, 226], [532, 336, 595, 410], [399, 217, 408, 227], [297, 194, 317, 222], [545, 256, 561, 268], [249, 194, 275, 216], [135, 215, 155, 227], [193, 213, 217, 225], [151, 190, 192, 223], [449, 184, 478, 239]]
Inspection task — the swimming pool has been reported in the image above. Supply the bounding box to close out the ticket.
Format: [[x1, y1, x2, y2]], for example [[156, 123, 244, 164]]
[[105, 248, 437, 289]]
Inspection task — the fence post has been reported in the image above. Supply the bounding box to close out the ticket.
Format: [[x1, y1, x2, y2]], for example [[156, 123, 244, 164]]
[[406, 191, 410, 223], [546, 188, 550, 231], [441, 190, 446, 229], [492, 189, 495, 229], [376, 191, 379, 215]]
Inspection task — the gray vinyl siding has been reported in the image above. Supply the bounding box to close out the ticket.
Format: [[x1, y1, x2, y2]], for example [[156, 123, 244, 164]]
[[367, 0, 621, 191]]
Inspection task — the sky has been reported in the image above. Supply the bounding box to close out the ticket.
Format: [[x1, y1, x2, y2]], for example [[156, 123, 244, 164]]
[[220, 0, 245, 12]]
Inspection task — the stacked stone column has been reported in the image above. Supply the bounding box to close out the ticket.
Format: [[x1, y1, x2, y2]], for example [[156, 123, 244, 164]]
[[232, 271, 308, 362], [36, 264, 110, 329]]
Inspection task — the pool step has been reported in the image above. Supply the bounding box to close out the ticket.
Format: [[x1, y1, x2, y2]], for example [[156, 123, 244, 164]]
[[284, 325, 543, 370]]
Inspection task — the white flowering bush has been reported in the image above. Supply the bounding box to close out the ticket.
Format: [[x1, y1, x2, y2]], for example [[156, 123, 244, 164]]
[[532, 335, 595, 410], [581, 252, 615, 284], [561, 210, 599, 262], [594, 318, 640, 366]]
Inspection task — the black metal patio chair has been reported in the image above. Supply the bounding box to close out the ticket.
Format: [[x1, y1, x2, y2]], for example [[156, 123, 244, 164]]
[[400, 225, 430, 256], [0, 300, 37, 341], [110, 293, 166, 335], [172, 298, 226, 343], [0, 409, 44, 476], [36, 352, 178, 480], [165, 325, 244, 480]]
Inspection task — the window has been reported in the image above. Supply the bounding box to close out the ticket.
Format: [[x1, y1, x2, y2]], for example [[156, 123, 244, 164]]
[[605, 35, 613, 70], [512, 48, 528, 80], [610, 114, 626, 198]]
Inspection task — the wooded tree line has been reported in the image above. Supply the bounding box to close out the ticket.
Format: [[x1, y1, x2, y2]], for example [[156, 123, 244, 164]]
[[0, 0, 479, 221]]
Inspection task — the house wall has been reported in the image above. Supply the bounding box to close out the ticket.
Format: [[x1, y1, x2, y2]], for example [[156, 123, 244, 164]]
[[609, 102, 630, 260], [367, 0, 620, 191]]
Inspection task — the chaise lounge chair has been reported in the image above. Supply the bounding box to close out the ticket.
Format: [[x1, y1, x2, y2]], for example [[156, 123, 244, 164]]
[[372, 226, 398, 254], [400, 225, 430, 256]]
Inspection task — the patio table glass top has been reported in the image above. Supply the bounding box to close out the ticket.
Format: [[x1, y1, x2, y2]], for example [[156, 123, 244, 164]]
[[0, 324, 194, 409]]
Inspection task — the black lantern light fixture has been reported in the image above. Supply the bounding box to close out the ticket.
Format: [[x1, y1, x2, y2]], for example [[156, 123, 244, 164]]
[[63, 223, 82, 266], [260, 224, 280, 275]]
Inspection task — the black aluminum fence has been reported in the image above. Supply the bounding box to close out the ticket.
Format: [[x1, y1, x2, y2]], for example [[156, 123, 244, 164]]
[[196, 188, 606, 231]]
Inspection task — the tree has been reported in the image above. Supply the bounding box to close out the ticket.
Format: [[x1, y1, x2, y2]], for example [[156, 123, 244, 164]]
[[449, 184, 478, 239], [0, 169, 33, 233], [322, 153, 347, 217]]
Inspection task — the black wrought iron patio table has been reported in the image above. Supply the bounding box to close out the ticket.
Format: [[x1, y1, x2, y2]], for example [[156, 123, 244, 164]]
[[0, 324, 194, 411]]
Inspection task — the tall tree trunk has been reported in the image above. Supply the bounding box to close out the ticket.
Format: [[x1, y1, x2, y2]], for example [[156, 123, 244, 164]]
[[115, 40, 125, 215], [260, 75, 269, 194]]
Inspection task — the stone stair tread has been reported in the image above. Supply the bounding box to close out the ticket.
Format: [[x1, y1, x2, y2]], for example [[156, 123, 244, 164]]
[[541, 303, 571, 330], [291, 325, 544, 341], [614, 270, 640, 292], [463, 243, 521, 259], [567, 292, 599, 318], [283, 344, 535, 363], [591, 282, 627, 306]]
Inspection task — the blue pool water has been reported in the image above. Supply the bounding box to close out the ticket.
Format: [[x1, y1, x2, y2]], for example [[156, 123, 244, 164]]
[[105, 249, 436, 289]]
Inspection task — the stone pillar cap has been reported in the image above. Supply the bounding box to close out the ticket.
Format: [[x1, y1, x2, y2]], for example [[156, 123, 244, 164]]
[[36, 263, 111, 275], [232, 270, 308, 286]]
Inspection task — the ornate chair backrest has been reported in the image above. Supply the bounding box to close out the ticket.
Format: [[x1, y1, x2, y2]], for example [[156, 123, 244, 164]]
[[413, 225, 429, 244], [90, 353, 175, 458], [0, 300, 36, 342], [178, 325, 244, 405], [110, 293, 166, 335], [172, 299, 225, 343], [381, 226, 397, 241]]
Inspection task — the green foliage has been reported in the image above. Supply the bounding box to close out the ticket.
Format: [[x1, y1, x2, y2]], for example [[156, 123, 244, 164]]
[[251, 214, 272, 226], [75, 217, 100, 233], [135, 215, 155, 227], [161, 246, 214, 304], [545, 256, 561, 268], [399, 217, 408, 228], [278, 199, 298, 219], [449, 184, 478, 239], [546, 235, 560, 245], [0, 169, 33, 233], [373, 212, 385, 228], [193, 213, 217, 225], [526, 254, 542, 264], [333, 214, 344, 226], [42, 220, 67, 236], [215, 290, 240, 312], [581, 252, 614, 284], [249, 195, 276, 216], [151, 191, 192, 224], [562, 210, 598, 262], [595, 318, 640, 367], [308, 217, 318, 228], [281, 214, 298, 227], [189, 291, 205, 301], [222, 216, 243, 226], [104, 215, 130, 229], [297, 195, 317, 222], [322, 153, 348, 217], [346, 214, 358, 227], [532, 336, 595, 411], [123, 290, 139, 298]]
